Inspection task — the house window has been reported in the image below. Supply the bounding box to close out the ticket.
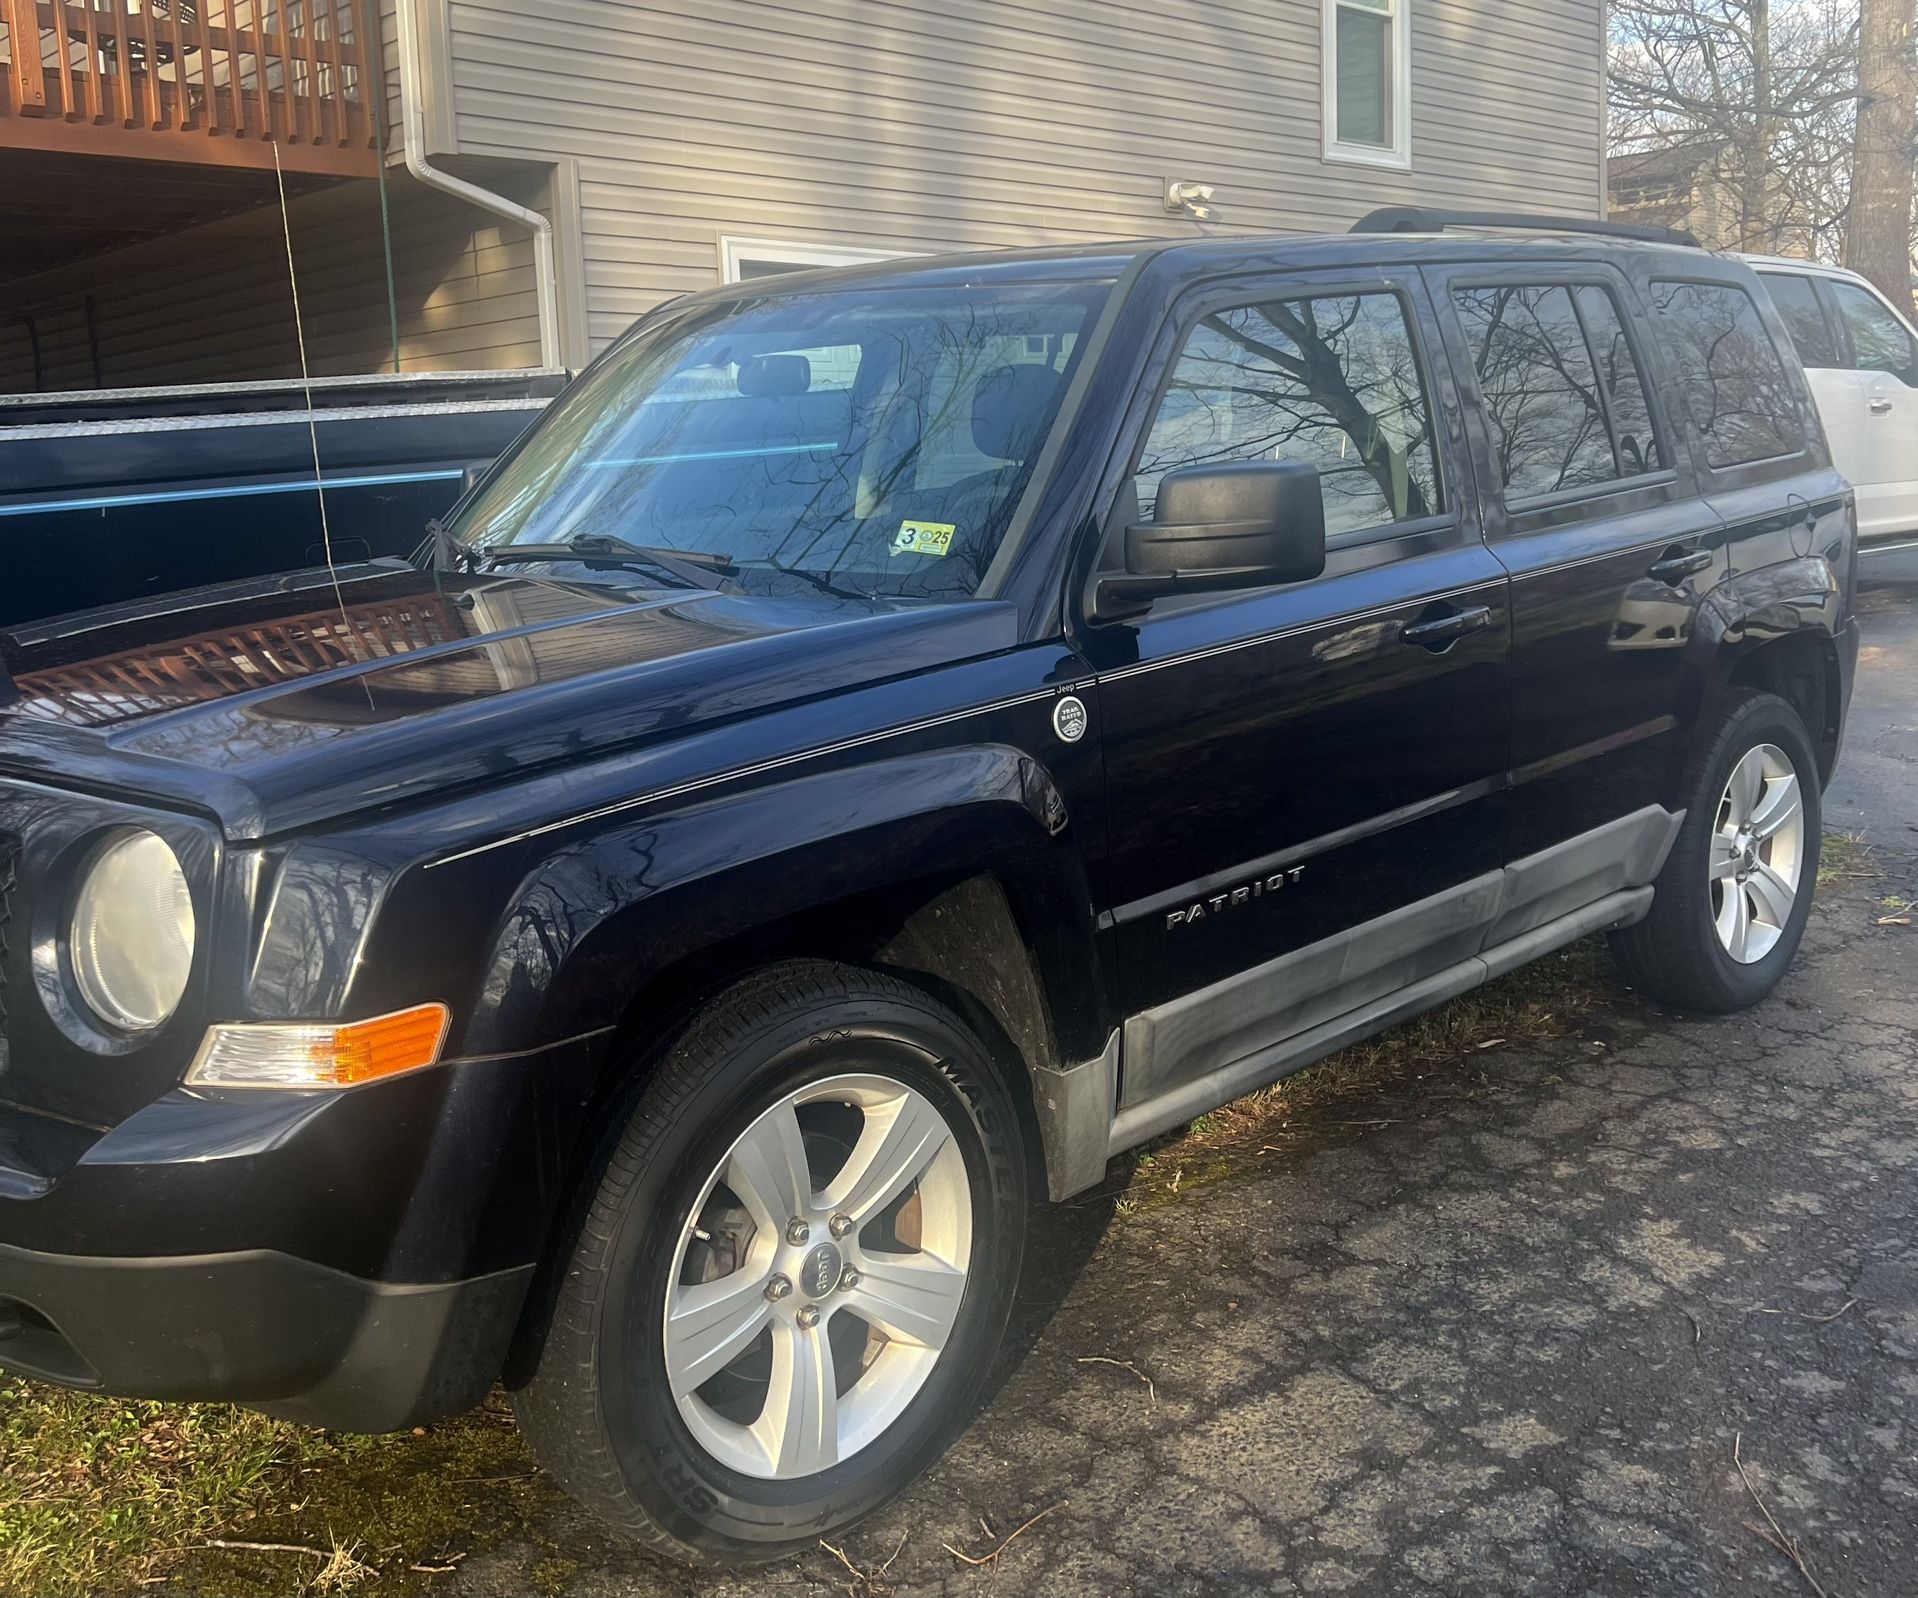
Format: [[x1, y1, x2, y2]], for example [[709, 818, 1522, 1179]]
[[718, 237, 917, 284], [1323, 0, 1411, 169]]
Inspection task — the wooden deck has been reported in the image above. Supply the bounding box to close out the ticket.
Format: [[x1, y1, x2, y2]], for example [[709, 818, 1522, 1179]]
[[1, 0, 381, 175]]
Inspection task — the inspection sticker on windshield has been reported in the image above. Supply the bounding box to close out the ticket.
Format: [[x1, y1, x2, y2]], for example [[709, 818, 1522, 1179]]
[[892, 521, 956, 558]]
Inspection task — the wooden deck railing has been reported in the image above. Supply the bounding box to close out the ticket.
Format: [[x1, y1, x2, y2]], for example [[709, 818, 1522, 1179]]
[[0, 0, 381, 174], [11, 592, 471, 728]]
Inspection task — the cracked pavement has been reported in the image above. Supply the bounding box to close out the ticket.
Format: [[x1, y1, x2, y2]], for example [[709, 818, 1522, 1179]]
[[457, 558, 1918, 1598]]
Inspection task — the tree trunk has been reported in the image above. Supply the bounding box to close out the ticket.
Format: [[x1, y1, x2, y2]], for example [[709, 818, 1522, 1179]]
[[1742, 0, 1776, 252], [1845, 0, 1918, 315]]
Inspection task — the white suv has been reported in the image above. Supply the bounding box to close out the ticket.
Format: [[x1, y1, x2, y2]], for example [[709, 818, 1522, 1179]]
[[1747, 257, 1918, 553]]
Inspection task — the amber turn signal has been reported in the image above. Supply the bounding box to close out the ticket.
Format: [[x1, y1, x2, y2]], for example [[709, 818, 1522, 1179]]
[[186, 1003, 452, 1090]]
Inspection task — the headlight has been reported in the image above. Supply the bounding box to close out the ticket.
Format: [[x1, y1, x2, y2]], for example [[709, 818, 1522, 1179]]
[[69, 831, 196, 1032]]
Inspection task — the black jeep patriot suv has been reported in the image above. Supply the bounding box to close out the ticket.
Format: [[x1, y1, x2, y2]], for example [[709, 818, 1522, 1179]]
[[0, 212, 1859, 1565]]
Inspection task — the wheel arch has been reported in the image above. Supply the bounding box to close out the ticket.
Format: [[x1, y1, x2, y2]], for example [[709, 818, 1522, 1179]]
[[1724, 631, 1841, 782], [1688, 559, 1846, 788], [463, 745, 1106, 1382]]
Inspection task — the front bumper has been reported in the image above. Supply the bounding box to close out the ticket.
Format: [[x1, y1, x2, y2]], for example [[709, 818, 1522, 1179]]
[[0, 1242, 529, 1431], [0, 1035, 600, 1430]]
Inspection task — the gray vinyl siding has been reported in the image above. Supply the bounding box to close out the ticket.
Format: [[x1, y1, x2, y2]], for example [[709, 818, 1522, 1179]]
[[0, 180, 538, 392], [438, 0, 1603, 348]]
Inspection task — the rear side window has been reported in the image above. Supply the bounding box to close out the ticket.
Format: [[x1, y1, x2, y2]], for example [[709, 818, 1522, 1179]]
[[1451, 283, 1666, 500], [1831, 282, 1918, 387], [1651, 280, 1804, 468], [1138, 291, 1442, 537], [1575, 287, 1666, 477], [1759, 274, 1842, 367]]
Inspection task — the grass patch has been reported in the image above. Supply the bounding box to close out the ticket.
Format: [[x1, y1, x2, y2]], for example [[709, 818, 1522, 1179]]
[[1818, 829, 1873, 888], [0, 1381, 558, 1595], [1115, 936, 1617, 1212]]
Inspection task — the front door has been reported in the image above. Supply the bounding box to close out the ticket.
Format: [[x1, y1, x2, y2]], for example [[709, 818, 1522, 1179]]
[[1827, 277, 1918, 545], [1077, 268, 1513, 1109], [1427, 262, 1721, 859]]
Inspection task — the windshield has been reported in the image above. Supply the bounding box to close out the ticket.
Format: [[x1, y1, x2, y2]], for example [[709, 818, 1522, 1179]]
[[456, 280, 1109, 602]]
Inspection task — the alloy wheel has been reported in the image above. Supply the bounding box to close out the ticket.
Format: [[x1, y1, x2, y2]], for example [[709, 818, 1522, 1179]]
[[662, 1072, 973, 1480], [1708, 742, 1805, 964]]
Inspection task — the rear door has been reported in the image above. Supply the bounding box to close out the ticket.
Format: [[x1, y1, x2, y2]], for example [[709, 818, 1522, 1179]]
[[1827, 277, 1918, 546], [1077, 266, 1513, 1109], [1756, 266, 1913, 546], [1426, 260, 1716, 860]]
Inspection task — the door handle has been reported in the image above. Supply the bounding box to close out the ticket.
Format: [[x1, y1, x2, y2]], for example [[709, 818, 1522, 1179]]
[[1646, 548, 1713, 584], [1400, 604, 1494, 648], [1869, 396, 1894, 416]]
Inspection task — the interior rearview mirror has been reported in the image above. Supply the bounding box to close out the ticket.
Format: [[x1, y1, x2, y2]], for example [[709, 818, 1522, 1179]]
[[1090, 460, 1327, 623]]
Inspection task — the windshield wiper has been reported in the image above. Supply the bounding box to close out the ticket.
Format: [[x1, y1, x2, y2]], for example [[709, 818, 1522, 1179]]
[[479, 532, 737, 591], [413, 517, 481, 573]]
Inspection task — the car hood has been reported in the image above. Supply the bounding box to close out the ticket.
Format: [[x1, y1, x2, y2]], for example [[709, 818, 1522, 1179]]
[[0, 565, 1018, 840]]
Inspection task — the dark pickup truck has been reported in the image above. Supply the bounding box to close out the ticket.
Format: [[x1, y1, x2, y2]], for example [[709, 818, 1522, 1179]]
[[0, 369, 561, 627], [0, 214, 1858, 1568]]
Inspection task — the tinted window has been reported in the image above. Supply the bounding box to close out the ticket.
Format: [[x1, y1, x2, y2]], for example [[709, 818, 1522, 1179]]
[[1454, 285, 1616, 498], [1760, 274, 1841, 367], [1138, 292, 1442, 537], [1651, 281, 1804, 467], [1832, 282, 1918, 386], [1575, 286, 1666, 477], [457, 282, 1105, 602]]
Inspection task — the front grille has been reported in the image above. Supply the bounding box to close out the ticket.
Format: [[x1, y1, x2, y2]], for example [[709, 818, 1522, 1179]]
[[0, 832, 18, 1075]]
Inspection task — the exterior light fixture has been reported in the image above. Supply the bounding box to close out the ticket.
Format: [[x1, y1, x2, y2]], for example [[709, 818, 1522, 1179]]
[[1164, 179, 1217, 221]]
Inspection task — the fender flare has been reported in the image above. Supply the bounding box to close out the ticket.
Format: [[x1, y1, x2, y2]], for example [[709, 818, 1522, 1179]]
[[460, 744, 1107, 1068], [1677, 554, 1845, 787]]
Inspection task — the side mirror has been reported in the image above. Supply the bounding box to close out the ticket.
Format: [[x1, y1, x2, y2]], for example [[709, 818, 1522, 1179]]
[[1090, 461, 1327, 622]]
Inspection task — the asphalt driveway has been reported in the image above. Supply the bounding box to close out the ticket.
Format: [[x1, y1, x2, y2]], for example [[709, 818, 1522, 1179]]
[[449, 559, 1918, 1598]]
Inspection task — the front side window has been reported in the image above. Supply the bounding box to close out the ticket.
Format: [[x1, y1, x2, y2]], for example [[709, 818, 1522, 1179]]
[[1452, 282, 1668, 501], [1651, 280, 1804, 468], [1137, 291, 1442, 538], [1831, 281, 1918, 387], [1324, 0, 1410, 165], [1759, 273, 1842, 368], [457, 282, 1105, 602]]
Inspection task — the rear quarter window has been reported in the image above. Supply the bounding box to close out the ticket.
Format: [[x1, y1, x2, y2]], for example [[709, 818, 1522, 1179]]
[[1651, 280, 1805, 469]]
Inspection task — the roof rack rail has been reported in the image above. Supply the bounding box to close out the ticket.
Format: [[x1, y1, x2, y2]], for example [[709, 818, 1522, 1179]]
[[1349, 206, 1702, 250]]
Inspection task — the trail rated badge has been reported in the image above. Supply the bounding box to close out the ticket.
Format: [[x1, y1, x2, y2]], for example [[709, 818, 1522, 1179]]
[[892, 520, 957, 557]]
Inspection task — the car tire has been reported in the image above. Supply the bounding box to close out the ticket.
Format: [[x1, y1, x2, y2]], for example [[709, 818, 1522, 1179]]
[[1609, 688, 1822, 1012], [515, 959, 1028, 1568]]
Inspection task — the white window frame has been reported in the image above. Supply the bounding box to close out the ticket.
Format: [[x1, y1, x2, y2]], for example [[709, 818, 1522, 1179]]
[[1321, 0, 1413, 171], [718, 236, 919, 285]]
